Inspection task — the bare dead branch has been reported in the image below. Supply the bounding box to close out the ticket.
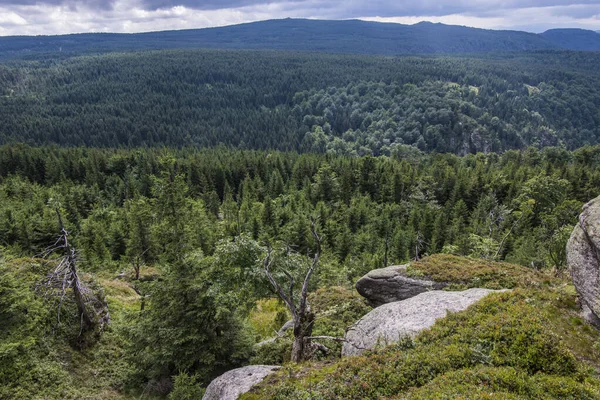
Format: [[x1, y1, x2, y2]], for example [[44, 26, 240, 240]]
[[304, 336, 369, 350], [305, 336, 347, 342], [262, 216, 323, 363], [36, 208, 110, 340], [310, 341, 330, 355], [282, 269, 295, 308], [298, 217, 321, 317], [264, 247, 297, 319]]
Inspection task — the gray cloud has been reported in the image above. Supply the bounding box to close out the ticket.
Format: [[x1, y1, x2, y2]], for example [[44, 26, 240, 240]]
[[292, 0, 600, 18], [130, 0, 600, 18], [139, 0, 269, 10], [0, 0, 598, 36], [0, 0, 116, 10], [0, 0, 598, 16]]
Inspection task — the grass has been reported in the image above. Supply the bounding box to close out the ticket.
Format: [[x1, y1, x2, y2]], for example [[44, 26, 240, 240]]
[[242, 286, 600, 399], [248, 298, 290, 341], [0, 257, 148, 400], [98, 277, 141, 313], [250, 287, 371, 365], [405, 254, 553, 290]]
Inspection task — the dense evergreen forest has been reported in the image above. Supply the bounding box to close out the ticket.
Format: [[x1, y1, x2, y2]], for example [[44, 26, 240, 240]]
[[0, 49, 599, 154], [1, 143, 599, 398], [2, 42, 600, 399], [2, 145, 596, 269]]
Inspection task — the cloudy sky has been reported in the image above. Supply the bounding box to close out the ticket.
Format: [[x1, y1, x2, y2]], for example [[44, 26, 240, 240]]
[[0, 0, 598, 36]]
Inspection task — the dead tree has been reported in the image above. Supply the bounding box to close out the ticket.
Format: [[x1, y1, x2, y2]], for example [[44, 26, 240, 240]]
[[38, 209, 110, 340], [263, 217, 321, 363], [413, 231, 427, 261]]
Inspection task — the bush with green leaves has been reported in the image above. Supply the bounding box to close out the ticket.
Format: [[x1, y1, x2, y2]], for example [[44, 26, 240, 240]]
[[168, 373, 205, 400], [243, 288, 600, 399], [126, 257, 255, 393]]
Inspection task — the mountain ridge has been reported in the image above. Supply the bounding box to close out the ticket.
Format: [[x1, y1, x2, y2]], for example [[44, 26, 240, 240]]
[[540, 28, 600, 51], [0, 18, 599, 59]]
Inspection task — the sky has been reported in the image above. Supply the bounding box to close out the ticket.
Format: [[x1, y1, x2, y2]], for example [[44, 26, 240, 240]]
[[0, 0, 598, 36]]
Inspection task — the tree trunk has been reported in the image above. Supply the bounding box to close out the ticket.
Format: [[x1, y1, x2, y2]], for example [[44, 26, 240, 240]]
[[72, 277, 93, 330], [290, 310, 315, 363]]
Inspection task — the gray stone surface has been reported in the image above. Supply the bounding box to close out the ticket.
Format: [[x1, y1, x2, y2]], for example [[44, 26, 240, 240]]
[[568, 196, 600, 324], [203, 365, 280, 400], [355, 264, 447, 307], [342, 288, 504, 356]]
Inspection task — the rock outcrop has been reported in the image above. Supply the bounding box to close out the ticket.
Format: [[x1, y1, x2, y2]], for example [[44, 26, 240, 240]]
[[355, 264, 447, 307], [568, 196, 600, 325], [342, 288, 504, 356], [203, 365, 280, 400]]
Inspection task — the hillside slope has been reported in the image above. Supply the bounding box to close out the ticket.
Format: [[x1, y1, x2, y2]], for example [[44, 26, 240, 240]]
[[0, 19, 598, 59], [243, 257, 600, 399], [0, 50, 599, 153], [540, 28, 600, 51]]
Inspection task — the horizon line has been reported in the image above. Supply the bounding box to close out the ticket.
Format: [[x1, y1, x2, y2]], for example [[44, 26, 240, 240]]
[[0, 17, 598, 38]]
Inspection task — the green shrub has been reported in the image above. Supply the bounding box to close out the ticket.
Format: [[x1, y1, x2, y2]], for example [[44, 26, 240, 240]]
[[250, 333, 293, 365], [309, 287, 371, 359], [250, 287, 370, 364], [248, 298, 290, 341], [243, 289, 600, 399], [0, 258, 139, 400], [404, 366, 600, 400], [168, 373, 205, 400], [406, 254, 551, 290]]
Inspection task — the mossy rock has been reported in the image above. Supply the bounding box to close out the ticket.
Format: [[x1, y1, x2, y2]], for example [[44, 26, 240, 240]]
[[243, 287, 600, 399], [406, 254, 553, 290]]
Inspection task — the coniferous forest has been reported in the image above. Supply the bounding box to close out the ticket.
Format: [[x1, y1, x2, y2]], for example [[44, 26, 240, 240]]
[[2, 44, 600, 400], [0, 50, 599, 153]]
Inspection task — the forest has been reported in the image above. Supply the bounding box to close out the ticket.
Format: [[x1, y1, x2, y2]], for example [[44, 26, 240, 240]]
[[2, 43, 600, 399], [2, 143, 600, 398], [0, 49, 599, 153], [1, 19, 600, 60]]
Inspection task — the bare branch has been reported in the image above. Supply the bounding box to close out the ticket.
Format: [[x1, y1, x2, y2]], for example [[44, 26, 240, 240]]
[[310, 341, 330, 355], [282, 269, 295, 308], [263, 248, 297, 319], [298, 217, 321, 317], [305, 336, 347, 343], [262, 217, 323, 363], [37, 208, 110, 340], [305, 336, 369, 350]]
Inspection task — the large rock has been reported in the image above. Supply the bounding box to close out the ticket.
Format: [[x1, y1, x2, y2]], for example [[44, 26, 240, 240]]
[[568, 196, 600, 325], [342, 288, 503, 356], [356, 264, 447, 307], [203, 365, 280, 400]]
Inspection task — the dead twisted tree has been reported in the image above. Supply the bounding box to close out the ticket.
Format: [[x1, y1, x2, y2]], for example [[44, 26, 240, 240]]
[[37, 209, 110, 341], [263, 217, 324, 362]]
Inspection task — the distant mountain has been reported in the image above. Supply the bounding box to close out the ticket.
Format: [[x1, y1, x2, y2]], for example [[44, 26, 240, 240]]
[[540, 29, 600, 51], [0, 18, 598, 59]]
